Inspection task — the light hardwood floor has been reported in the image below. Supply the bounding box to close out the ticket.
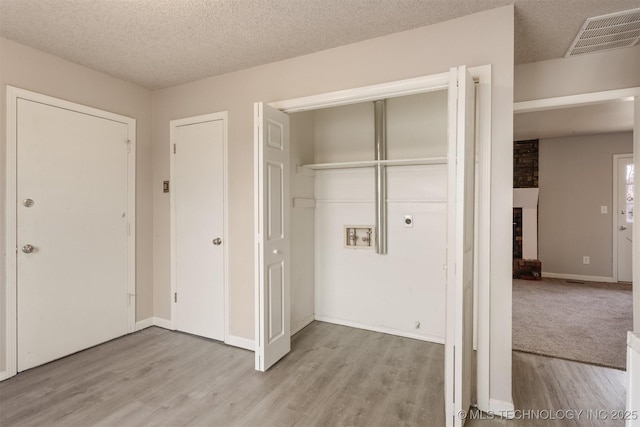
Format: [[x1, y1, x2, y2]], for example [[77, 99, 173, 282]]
[[0, 322, 627, 426]]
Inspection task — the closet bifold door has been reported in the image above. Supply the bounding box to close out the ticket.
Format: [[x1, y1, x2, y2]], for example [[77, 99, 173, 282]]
[[445, 65, 476, 427], [374, 99, 387, 254], [254, 102, 291, 372]]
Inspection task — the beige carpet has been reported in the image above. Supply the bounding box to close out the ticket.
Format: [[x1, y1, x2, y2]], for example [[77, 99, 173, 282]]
[[512, 278, 632, 370]]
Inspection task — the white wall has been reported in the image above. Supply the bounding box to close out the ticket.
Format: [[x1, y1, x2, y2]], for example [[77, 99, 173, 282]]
[[290, 111, 316, 334], [299, 90, 449, 341], [514, 45, 640, 102], [149, 4, 513, 406], [539, 132, 633, 279], [0, 38, 153, 375], [314, 166, 447, 341]]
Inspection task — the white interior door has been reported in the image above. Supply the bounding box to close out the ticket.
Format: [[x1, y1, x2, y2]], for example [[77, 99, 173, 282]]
[[171, 116, 226, 340], [254, 102, 291, 371], [445, 65, 476, 427], [16, 98, 131, 372], [616, 154, 634, 282]]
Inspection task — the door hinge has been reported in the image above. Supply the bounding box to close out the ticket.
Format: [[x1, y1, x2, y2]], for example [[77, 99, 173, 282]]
[[174, 292, 177, 303], [173, 144, 176, 154]]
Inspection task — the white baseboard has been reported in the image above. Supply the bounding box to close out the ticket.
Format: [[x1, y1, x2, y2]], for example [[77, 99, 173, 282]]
[[0, 370, 9, 382], [225, 335, 254, 351], [152, 317, 173, 330], [135, 318, 155, 331], [541, 272, 616, 283], [488, 398, 516, 418], [292, 314, 315, 335], [315, 315, 445, 344], [135, 317, 173, 331]]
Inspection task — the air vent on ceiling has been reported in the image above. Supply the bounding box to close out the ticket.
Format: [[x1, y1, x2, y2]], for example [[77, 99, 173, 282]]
[[565, 8, 640, 57]]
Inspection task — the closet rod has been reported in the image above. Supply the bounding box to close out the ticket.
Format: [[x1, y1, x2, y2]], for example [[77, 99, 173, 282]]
[[374, 99, 387, 255]]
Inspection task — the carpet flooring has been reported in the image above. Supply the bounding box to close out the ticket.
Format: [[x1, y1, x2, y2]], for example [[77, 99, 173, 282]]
[[512, 278, 632, 370]]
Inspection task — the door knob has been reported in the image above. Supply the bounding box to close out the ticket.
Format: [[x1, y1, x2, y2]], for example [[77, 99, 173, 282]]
[[22, 244, 36, 254], [212, 238, 222, 246], [619, 225, 627, 231]]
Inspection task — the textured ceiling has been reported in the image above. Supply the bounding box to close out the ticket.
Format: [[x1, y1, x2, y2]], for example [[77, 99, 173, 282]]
[[0, 0, 639, 89]]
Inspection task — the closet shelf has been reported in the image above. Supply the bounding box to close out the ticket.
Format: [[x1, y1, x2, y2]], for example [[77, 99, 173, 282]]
[[300, 157, 447, 170]]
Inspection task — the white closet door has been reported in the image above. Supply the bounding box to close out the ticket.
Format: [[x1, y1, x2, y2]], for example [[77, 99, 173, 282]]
[[17, 98, 130, 371], [254, 102, 291, 371], [445, 65, 476, 427], [172, 117, 225, 341]]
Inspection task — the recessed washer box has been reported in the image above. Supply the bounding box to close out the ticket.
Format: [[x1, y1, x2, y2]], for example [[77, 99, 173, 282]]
[[345, 226, 376, 249]]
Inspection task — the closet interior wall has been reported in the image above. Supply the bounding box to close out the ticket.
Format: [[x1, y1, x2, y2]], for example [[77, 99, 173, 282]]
[[290, 90, 449, 342]]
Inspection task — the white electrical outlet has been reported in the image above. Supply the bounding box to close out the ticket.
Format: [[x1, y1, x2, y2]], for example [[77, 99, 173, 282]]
[[600, 206, 608, 214], [404, 215, 413, 228], [583, 256, 590, 265]]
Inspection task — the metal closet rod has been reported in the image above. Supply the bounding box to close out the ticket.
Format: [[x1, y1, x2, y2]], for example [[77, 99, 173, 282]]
[[374, 99, 387, 255]]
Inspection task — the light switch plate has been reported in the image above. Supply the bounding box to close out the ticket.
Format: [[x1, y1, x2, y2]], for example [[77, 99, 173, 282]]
[[600, 206, 607, 214]]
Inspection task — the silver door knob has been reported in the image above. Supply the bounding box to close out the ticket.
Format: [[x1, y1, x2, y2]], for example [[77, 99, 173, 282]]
[[22, 244, 36, 254], [212, 238, 222, 246], [619, 225, 627, 231]]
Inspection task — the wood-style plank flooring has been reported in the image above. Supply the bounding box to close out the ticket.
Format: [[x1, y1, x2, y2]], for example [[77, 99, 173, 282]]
[[0, 322, 627, 426]]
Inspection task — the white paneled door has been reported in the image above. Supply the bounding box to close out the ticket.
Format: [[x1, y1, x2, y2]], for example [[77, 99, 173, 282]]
[[616, 154, 634, 283], [171, 115, 226, 341], [445, 65, 476, 427], [16, 97, 132, 372], [254, 102, 291, 371]]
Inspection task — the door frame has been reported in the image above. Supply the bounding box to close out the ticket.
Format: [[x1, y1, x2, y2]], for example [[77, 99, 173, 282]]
[[613, 153, 634, 283], [169, 111, 229, 343], [514, 87, 640, 331], [4, 86, 136, 380], [266, 64, 494, 411]]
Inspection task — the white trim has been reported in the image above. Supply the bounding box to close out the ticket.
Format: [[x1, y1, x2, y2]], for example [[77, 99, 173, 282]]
[[135, 318, 155, 331], [152, 317, 173, 330], [472, 65, 492, 414], [0, 370, 9, 382], [226, 334, 255, 351], [634, 97, 640, 332], [4, 86, 136, 380], [541, 272, 617, 283], [315, 315, 445, 344], [291, 314, 315, 335], [613, 154, 633, 283], [487, 399, 516, 418], [514, 87, 640, 114], [169, 112, 229, 341], [271, 72, 450, 113]]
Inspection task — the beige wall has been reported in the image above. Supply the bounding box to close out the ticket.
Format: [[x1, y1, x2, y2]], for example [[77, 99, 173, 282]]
[[539, 132, 633, 278], [514, 45, 640, 102], [152, 5, 514, 405], [0, 38, 154, 373]]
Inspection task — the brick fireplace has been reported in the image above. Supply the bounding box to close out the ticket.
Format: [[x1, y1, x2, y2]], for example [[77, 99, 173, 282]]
[[513, 139, 541, 280]]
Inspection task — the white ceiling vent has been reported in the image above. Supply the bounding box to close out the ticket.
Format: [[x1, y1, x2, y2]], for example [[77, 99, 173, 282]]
[[565, 8, 640, 57]]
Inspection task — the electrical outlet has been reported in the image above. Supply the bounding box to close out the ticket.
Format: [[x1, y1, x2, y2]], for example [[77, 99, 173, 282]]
[[600, 206, 608, 214], [583, 256, 590, 265], [404, 215, 413, 228]]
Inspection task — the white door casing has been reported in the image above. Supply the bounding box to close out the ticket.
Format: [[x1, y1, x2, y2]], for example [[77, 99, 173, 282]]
[[6, 87, 136, 375], [170, 113, 227, 341], [614, 154, 634, 283], [254, 102, 291, 372], [268, 66, 493, 411], [445, 65, 476, 427]]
